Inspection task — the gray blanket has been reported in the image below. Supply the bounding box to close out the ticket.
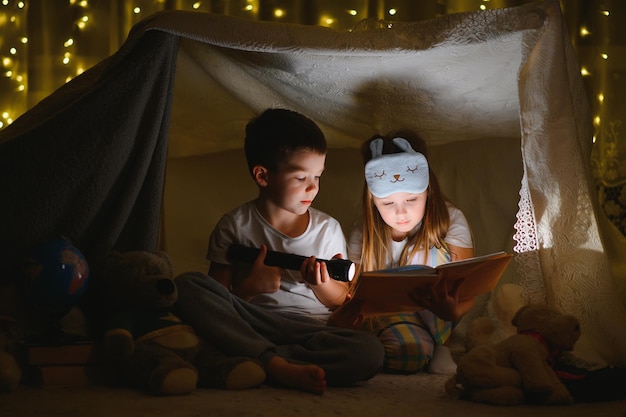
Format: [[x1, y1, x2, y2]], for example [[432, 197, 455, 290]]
[[0, 24, 178, 281]]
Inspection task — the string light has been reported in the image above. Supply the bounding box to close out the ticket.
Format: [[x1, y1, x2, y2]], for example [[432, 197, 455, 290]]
[[0, 0, 619, 136], [76, 15, 88, 29], [0, 0, 28, 128], [320, 15, 334, 26]]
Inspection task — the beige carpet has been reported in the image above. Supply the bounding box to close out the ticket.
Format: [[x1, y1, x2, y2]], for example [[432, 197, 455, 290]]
[[2, 373, 625, 417]]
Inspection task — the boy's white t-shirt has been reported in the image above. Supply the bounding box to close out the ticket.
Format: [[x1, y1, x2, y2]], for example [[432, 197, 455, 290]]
[[348, 204, 472, 268], [208, 200, 347, 322]]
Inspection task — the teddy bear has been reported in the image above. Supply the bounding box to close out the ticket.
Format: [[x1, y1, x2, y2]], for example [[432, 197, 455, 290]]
[[89, 250, 266, 396], [445, 303, 581, 406], [0, 315, 21, 393]]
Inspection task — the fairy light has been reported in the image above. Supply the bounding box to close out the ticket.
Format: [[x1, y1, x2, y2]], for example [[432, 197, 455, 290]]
[[76, 15, 88, 29], [62, 0, 92, 84], [579, 26, 590, 37], [0, 6, 26, 128], [0, 0, 620, 137], [319, 15, 334, 26], [594, 116, 601, 126]]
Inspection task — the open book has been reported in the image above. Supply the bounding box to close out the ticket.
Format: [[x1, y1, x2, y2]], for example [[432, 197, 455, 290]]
[[348, 252, 513, 316]]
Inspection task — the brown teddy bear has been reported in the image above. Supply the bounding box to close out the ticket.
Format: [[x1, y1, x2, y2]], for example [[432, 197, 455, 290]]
[[445, 304, 580, 406], [0, 316, 21, 392], [91, 251, 266, 396]]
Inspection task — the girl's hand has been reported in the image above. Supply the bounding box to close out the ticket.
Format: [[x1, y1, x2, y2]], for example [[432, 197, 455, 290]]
[[327, 296, 364, 329], [411, 278, 470, 321]]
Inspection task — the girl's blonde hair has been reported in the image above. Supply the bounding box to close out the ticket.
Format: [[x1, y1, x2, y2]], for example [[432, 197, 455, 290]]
[[358, 130, 451, 272]]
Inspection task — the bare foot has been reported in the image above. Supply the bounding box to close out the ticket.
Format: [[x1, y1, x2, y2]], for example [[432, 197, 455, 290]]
[[266, 356, 327, 395]]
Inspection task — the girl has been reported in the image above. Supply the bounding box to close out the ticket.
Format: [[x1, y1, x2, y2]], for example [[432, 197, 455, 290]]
[[331, 130, 476, 374]]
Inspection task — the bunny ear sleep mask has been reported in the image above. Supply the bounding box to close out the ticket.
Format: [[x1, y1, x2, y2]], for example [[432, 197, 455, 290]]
[[364, 137, 429, 198]]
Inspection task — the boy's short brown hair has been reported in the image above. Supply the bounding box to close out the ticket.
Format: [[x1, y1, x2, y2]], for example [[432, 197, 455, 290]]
[[244, 108, 327, 174]]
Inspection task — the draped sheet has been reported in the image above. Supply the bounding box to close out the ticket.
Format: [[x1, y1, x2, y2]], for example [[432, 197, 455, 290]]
[[1, 0, 626, 365]]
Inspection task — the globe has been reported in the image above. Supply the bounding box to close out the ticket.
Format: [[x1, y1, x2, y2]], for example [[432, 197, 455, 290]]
[[22, 239, 90, 316]]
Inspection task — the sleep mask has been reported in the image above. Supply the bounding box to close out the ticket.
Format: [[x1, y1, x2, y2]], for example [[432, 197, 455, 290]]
[[364, 137, 429, 198]]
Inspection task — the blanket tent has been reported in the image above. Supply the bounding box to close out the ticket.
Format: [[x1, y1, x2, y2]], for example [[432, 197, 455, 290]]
[[2, 0, 626, 367]]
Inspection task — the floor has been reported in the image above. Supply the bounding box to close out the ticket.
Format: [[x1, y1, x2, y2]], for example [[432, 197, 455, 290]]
[[2, 373, 625, 417]]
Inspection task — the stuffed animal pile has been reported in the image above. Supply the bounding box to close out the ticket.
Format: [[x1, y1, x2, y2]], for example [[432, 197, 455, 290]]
[[92, 250, 266, 395], [445, 303, 581, 406]]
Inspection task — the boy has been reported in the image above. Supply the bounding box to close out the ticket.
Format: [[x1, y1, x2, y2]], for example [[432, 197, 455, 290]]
[[208, 108, 350, 320], [173, 108, 383, 395]]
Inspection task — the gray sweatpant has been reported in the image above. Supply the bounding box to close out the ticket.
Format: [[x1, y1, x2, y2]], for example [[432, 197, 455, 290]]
[[173, 272, 384, 386]]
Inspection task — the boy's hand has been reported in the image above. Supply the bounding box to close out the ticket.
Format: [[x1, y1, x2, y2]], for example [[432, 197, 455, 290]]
[[300, 253, 346, 286], [235, 245, 281, 299], [300, 256, 329, 286], [301, 254, 350, 308]]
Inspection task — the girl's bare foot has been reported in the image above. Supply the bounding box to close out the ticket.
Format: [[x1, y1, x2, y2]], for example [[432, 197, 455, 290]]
[[267, 356, 327, 395]]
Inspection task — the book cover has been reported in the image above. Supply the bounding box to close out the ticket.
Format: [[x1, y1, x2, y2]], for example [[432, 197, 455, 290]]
[[349, 252, 513, 316]]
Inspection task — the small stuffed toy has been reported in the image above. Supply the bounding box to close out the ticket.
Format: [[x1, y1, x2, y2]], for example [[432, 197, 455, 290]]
[[92, 251, 266, 396], [0, 316, 21, 392], [445, 304, 580, 406]]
